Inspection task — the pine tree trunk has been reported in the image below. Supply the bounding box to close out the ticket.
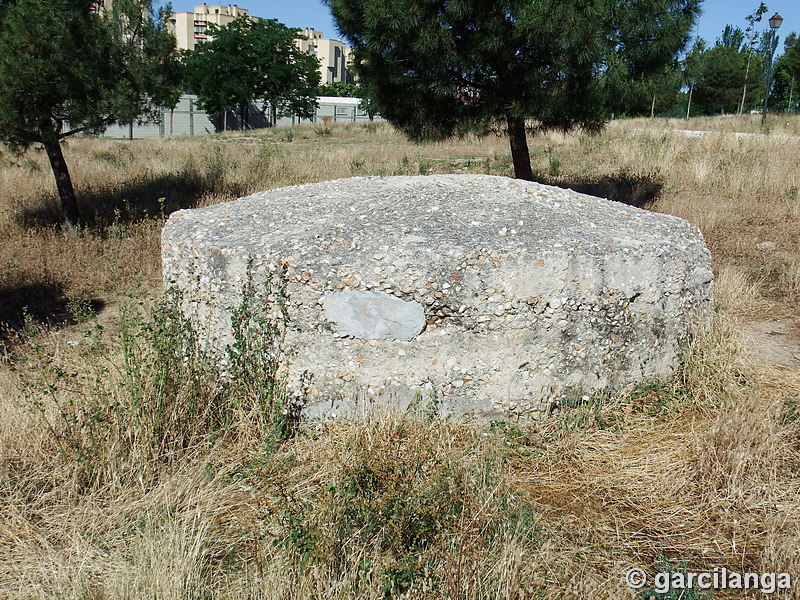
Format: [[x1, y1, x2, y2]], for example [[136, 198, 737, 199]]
[[44, 139, 79, 229], [506, 116, 533, 181]]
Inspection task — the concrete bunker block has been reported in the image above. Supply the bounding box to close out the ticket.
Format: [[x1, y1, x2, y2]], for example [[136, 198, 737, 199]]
[[162, 174, 713, 420]]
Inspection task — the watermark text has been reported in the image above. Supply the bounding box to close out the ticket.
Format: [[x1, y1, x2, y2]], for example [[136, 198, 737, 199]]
[[625, 567, 792, 595]]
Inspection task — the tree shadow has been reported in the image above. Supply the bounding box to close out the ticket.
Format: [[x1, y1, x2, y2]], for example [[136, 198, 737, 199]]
[[13, 170, 250, 232], [0, 274, 106, 348], [534, 169, 663, 209], [208, 104, 270, 133]]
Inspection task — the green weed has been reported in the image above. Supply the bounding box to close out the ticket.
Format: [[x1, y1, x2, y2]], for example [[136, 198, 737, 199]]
[[15, 265, 295, 487], [639, 554, 713, 600]]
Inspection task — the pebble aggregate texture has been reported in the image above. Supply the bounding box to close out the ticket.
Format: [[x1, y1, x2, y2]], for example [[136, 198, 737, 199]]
[[162, 174, 713, 420]]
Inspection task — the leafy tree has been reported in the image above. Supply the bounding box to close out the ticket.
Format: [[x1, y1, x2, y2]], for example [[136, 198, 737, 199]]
[[325, 0, 700, 180], [318, 81, 361, 97], [356, 83, 381, 121], [317, 81, 381, 119], [687, 5, 768, 116], [609, 63, 685, 117], [774, 32, 800, 111], [769, 50, 798, 111], [738, 3, 769, 113], [784, 32, 800, 80], [0, 0, 182, 228], [183, 18, 321, 128], [691, 45, 762, 114], [683, 38, 707, 118]]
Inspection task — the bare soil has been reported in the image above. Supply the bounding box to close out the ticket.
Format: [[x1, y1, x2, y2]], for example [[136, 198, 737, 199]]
[[740, 319, 800, 369]]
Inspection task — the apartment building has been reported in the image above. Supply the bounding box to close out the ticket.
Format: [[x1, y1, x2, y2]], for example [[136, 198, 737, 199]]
[[294, 29, 353, 85], [167, 5, 353, 85], [167, 4, 250, 52]]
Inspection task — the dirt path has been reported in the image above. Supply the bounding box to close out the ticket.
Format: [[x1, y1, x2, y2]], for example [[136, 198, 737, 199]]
[[739, 318, 800, 369]]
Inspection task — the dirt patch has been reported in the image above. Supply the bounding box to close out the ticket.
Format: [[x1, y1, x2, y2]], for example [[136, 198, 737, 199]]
[[739, 319, 800, 369]]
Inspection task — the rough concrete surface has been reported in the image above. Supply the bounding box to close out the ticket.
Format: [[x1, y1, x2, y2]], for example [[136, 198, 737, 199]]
[[162, 174, 713, 420]]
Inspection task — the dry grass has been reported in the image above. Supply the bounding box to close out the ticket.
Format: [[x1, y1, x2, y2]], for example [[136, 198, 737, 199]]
[[1, 115, 799, 598]]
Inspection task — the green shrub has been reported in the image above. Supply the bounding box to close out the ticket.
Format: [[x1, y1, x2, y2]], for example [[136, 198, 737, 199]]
[[639, 554, 713, 600], [16, 266, 295, 487], [273, 420, 548, 599]]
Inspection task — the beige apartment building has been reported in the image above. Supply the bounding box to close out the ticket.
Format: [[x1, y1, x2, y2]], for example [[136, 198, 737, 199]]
[[167, 6, 353, 84], [167, 4, 251, 52], [294, 29, 352, 85]]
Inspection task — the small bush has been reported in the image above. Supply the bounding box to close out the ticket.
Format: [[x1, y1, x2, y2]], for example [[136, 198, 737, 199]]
[[15, 265, 295, 487], [271, 420, 549, 599]]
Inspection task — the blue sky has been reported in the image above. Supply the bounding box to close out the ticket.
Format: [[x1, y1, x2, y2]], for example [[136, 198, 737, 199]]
[[694, 0, 798, 53], [165, 0, 799, 53]]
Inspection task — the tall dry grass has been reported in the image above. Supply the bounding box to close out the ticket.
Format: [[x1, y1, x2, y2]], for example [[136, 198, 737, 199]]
[[2, 116, 798, 323], [0, 116, 799, 598]]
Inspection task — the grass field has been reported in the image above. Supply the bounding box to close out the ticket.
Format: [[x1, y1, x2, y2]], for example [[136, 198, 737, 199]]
[[1, 115, 799, 599]]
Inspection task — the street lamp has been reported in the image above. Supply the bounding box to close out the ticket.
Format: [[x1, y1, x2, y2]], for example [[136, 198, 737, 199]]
[[761, 13, 783, 127]]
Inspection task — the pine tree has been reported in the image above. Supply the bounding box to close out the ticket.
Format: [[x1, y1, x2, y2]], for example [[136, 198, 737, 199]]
[[0, 0, 182, 228], [325, 0, 700, 180]]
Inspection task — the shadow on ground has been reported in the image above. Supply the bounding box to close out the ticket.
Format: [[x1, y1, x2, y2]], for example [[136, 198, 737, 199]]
[[0, 275, 105, 348], [535, 170, 663, 209], [13, 171, 249, 232]]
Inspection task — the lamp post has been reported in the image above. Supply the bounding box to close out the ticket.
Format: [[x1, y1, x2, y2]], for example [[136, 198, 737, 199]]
[[761, 12, 783, 127]]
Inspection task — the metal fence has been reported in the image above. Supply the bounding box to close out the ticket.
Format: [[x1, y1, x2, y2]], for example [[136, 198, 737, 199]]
[[97, 95, 381, 139]]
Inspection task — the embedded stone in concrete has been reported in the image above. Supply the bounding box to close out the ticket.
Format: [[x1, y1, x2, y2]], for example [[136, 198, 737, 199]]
[[161, 174, 713, 421], [322, 290, 425, 341]]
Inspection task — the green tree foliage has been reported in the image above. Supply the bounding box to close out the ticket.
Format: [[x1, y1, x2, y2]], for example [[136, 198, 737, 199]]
[[769, 55, 791, 110], [690, 45, 763, 114], [784, 32, 800, 80], [774, 32, 800, 111], [683, 5, 772, 118], [682, 38, 706, 118], [610, 63, 685, 117], [318, 81, 361, 97], [717, 25, 746, 51], [325, 0, 699, 180], [736, 3, 769, 114], [182, 18, 321, 128], [0, 0, 182, 228], [356, 82, 381, 121], [317, 81, 381, 120]]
